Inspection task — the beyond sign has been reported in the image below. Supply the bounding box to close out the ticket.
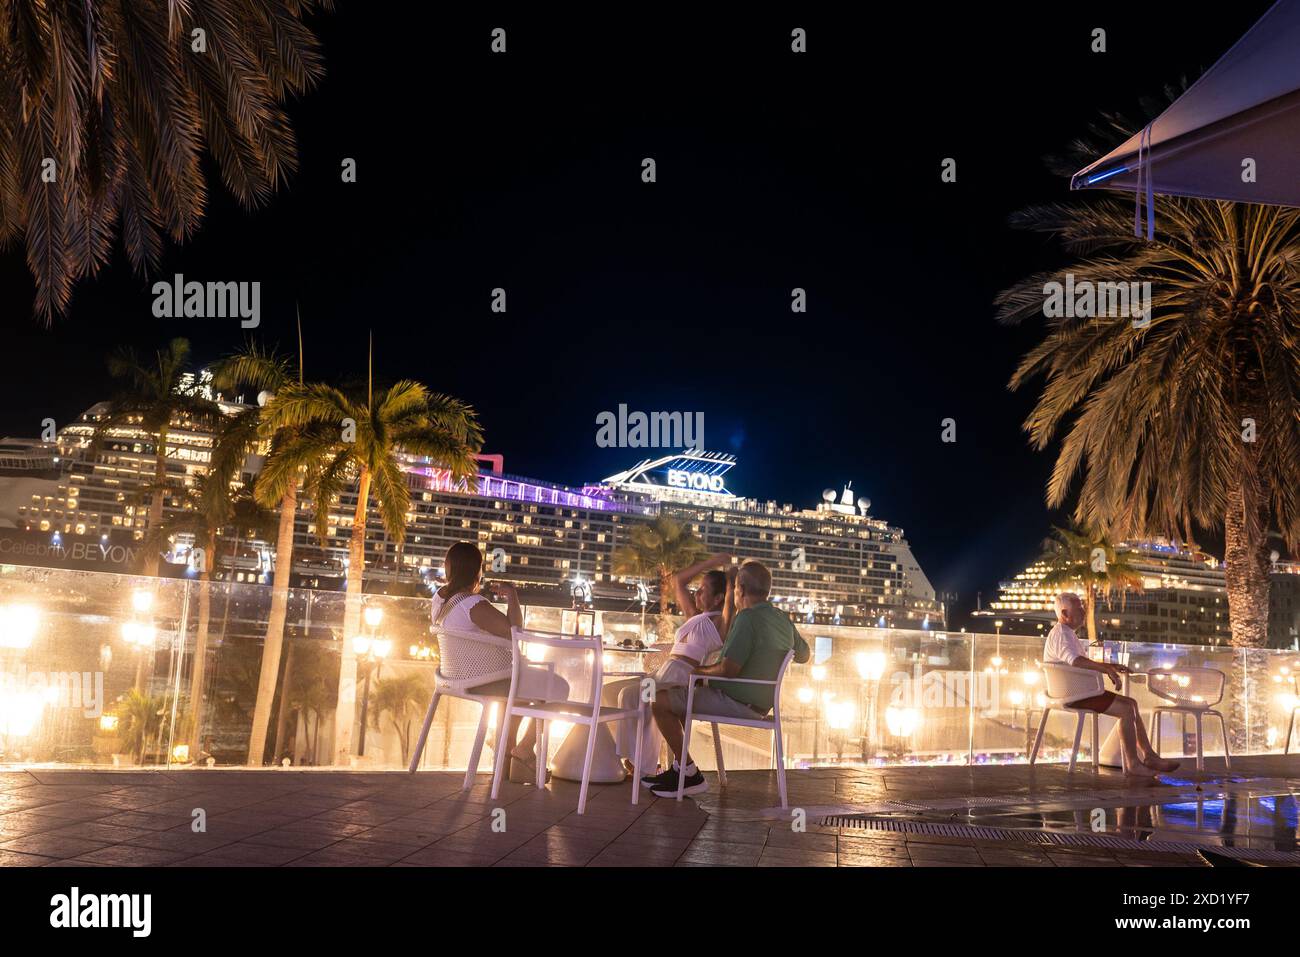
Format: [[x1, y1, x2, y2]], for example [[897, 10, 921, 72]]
[[667, 469, 726, 493]]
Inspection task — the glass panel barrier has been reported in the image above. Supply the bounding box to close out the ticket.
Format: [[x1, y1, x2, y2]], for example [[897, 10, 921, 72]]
[[3, 561, 1298, 772]]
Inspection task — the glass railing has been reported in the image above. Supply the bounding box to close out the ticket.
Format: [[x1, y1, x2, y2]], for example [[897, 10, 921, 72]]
[[2, 562, 1297, 773]]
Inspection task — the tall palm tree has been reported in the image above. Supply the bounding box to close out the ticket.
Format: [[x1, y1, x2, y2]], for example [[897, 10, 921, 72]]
[[210, 336, 307, 765], [257, 349, 482, 763], [0, 1, 329, 322], [997, 104, 1300, 655], [95, 338, 223, 576], [612, 515, 708, 615], [1036, 526, 1144, 643]]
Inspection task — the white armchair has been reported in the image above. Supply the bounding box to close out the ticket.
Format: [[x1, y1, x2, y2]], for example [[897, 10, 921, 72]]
[[676, 650, 795, 808]]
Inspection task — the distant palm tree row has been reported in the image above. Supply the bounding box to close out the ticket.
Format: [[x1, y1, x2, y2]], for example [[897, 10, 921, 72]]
[[96, 334, 483, 766]]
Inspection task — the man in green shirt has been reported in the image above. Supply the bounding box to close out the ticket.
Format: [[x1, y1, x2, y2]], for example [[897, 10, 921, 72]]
[[646, 560, 810, 797]]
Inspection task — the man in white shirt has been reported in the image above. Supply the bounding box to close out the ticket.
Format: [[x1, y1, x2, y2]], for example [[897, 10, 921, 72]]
[[1043, 592, 1178, 776]]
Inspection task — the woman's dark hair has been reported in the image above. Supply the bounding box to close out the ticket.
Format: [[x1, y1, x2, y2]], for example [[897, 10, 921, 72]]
[[701, 569, 727, 605], [442, 541, 483, 597]]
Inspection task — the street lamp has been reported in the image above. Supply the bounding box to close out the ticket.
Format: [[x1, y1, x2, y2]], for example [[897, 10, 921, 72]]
[[356, 603, 389, 757], [855, 650, 886, 762]]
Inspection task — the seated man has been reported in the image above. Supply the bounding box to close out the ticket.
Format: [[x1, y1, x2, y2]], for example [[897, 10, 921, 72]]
[[646, 559, 810, 797], [1044, 592, 1177, 776]]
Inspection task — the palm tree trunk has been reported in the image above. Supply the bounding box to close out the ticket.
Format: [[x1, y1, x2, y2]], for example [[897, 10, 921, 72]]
[[187, 530, 215, 759], [657, 567, 675, 641], [143, 426, 169, 576], [248, 486, 298, 764], [1224, 482, 1271, 752], [1085, 586, 1099, 644], [335, 468, 371, 764]]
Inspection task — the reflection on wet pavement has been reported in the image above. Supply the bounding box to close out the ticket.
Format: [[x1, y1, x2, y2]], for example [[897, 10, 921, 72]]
[[885, 783, 1299, 851]]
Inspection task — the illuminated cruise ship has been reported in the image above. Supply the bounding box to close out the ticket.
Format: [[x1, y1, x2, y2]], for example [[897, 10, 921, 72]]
[[0, 392, 943, 626]]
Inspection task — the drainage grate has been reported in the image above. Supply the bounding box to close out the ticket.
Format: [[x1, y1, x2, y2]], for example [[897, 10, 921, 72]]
[[822, 814, 1300, 864]]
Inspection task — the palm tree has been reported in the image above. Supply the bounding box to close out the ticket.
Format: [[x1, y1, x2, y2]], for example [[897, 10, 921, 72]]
[[95, 338, 223, 576], [997, 104, 1300, 656], [257, 347, 482, 763], [612, 515, 709, 615], [1036, 526, 1145, 643], [284, 639, 337, 765], [0, 1, 329, 322], [370, 672, 433, 766], [210, 336, 308, 765]]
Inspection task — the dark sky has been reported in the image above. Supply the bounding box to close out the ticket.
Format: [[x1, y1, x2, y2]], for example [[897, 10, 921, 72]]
[[0, 3, 1275, 624]]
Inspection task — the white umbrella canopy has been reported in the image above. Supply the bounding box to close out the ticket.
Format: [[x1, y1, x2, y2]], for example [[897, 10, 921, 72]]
[[1072, 0, 1300, 215]]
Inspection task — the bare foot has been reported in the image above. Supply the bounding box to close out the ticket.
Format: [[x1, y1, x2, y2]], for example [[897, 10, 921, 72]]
[[1124, 766, 1160, 778]]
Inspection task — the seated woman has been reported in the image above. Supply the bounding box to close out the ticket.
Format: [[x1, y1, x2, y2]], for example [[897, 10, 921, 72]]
[[1044, 592, 1178, 777], [603, 552, 734, 778], [432, 541, 569, 783]]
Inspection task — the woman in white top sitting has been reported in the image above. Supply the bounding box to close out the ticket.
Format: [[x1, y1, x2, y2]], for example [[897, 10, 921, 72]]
[[602, 552, 734, 777], [432, 541, 569, 783]]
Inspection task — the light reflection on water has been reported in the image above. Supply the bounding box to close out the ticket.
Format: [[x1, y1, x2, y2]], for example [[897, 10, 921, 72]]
[[892, 790, 1300, 851]]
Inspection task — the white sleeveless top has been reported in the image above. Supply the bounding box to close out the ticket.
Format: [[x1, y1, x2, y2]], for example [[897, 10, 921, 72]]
[[431, 591, 512, 682]]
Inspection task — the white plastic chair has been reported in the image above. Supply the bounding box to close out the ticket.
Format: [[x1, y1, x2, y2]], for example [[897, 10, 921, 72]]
[[489, 628, 646, 815], [1148, 666, 1231, 771], [1029, 662, 1105, 772], [408, 624, 517, 788], [676, 650, 794, 808]]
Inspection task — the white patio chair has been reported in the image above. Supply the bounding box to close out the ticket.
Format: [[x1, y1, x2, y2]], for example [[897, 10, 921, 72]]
[[1029, 662, 1105, 772], [1285, 676, 1300, 755], [676, 650, 794, 808], [408, 624, 518, 788], [1148, 666, 1230, 771], [489, 628, 646, 815]]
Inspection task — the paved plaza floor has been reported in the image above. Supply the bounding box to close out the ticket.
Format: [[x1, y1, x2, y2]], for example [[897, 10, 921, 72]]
[[1, 755, 1297, 867]]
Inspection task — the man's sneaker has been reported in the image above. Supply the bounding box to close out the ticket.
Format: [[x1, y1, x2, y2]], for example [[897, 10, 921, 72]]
[[651, 769, 708, 798], [640, 766, 681, 790]]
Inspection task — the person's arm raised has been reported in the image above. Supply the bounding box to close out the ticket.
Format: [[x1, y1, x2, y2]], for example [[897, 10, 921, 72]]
[[672, 552, 733, 614]]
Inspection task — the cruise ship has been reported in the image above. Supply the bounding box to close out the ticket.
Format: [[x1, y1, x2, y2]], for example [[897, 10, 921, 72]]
[[972, 540, 1300, 648], [0, 392, 944, 627]]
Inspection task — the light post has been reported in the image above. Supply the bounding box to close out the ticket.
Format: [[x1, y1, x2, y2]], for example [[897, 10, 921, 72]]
[[355, 604, 390, 757], [123, 589, 156, 691], [810, 665, 826, 764], [855, 650, 886, 762]]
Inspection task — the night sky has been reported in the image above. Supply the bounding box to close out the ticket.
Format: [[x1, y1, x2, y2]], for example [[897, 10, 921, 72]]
[[0, 3, 1276, 625]]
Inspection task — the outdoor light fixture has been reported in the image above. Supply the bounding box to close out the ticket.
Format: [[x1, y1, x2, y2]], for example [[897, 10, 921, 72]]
[[811, 665, 827, 682], [363, 605, 384, 629], [0, 603, 40, 649], [121, 621, 156, 648], [98, 714, 119, 733], [131, 589, 154, 614], [885, 705, 920, 737], [797, 686, 814, 704], [855, 651, 886, 682]]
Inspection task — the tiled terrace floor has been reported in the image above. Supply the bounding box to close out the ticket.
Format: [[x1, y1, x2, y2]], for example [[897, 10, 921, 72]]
[[1, 754, 1297, 867]]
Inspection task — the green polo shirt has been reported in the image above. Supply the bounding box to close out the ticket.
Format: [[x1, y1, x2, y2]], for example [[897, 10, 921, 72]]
[[712, 602, 809, 713]]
